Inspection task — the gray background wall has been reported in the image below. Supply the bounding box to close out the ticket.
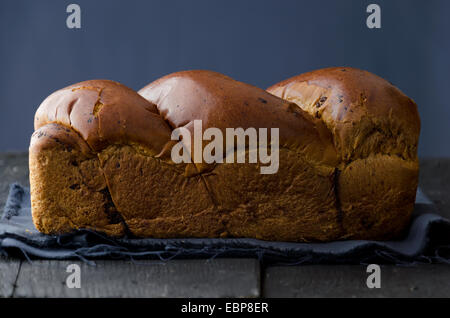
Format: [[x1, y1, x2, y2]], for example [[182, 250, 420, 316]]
[[0, 0, 448, 156]]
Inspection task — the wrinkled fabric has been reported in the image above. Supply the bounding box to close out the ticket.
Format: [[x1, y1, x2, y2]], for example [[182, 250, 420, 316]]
[[1, 183, 449, 265]]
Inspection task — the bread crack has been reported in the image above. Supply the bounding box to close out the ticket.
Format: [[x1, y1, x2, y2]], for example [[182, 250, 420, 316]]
[[96, 159, 133, 236]]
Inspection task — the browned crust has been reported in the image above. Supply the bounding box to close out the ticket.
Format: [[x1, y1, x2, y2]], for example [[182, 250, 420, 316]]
[[34, 80, 172, 155], [29, 122, 221, 238], [30, 68, 421, 241], [29, 123, 126, 236], [138, 70, 339, 169], [267, 67, 421, 240], [267, 67, 420, 162]]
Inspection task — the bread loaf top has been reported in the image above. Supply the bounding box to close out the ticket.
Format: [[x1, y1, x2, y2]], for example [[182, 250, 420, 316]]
[[33, 68, 420, 171], [33, 73, 340, 172], [267, 67, 420, 162], [34, 80, 172, 157], [138, 70, 338, 169]]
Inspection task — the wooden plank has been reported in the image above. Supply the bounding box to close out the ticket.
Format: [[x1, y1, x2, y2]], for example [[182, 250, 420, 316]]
[[13, 258, 260, 298], [0, 257, 21, 298], [263, 264, 450, 297]]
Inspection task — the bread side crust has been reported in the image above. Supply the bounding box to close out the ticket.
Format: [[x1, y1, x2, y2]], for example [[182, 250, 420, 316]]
[[338, 154, 419, 240], [31, 126, 343, 241], [97, 144, 223, 238], [29, 123, 225, 238], [203, 148, 341, 242], [29, 123, 125, 236]]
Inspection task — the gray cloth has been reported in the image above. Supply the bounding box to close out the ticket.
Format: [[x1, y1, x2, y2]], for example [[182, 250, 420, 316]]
[[1, 183, 449, 265]]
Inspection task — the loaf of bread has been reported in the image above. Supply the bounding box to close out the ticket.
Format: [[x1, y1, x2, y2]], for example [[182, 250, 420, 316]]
[[29, 67, 420, 241]]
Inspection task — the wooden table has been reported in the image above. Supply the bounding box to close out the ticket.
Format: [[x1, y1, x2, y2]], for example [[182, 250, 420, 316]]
[[0, 152, 449, 298]]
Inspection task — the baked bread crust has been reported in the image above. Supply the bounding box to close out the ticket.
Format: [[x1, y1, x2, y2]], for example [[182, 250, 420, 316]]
[[139, 70, 341, 241], [31, 80, 219, 237], [29, 68, 420, 241], [267, 67, 420, 239]]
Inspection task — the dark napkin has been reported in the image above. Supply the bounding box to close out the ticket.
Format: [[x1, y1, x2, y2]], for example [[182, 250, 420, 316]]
[[1, 183, 449, 265]]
